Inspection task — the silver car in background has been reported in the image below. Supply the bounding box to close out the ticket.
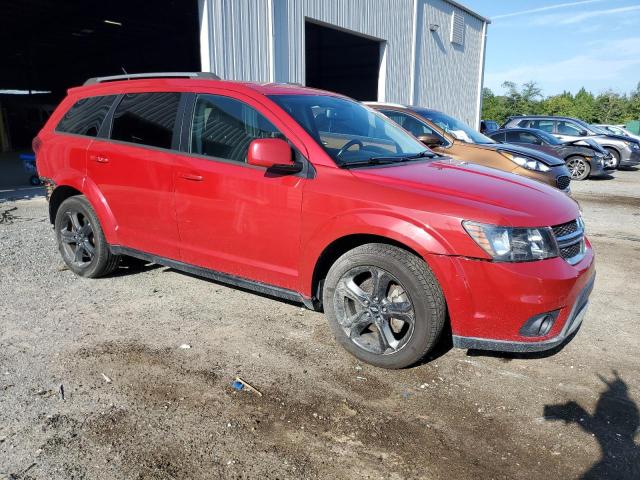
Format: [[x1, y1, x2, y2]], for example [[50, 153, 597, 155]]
[[503, 115, 640, 169]]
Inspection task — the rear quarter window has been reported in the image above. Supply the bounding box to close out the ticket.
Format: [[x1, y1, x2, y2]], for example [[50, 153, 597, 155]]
[[56, 95, 116, 137], [110, 92, 181, 149]]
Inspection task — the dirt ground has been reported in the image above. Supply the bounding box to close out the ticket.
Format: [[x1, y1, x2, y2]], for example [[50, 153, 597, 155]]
[[1, 169, 639, 479]]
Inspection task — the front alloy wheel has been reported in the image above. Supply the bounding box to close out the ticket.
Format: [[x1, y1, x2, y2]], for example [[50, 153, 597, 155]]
[[334, 266, 415, 355], [566, 156, 591, 181], [323, 243, 446, 369]]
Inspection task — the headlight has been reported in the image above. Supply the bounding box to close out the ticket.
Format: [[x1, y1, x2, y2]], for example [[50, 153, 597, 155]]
[[463, 221, 559, 262], [499, 151, 550, 172]]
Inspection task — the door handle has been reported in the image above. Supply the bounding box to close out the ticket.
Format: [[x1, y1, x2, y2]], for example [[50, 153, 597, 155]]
[[91, 154, 109, 164], [180, 173, 204, 181]]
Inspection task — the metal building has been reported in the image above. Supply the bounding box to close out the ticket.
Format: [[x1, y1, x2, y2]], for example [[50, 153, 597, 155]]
[[199, 0, 489, 127]]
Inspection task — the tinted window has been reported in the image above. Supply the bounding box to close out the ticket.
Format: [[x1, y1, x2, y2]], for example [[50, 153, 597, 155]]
[[56, 95, 116, 137], [190, 95, 284, 163], [490, 132, 506, 142], [380, 110, 440, 139], [528, 120, 554, 133], [110, 92, 180, 149], [557, 121, 583, 136], [506, 131, 541, 144]]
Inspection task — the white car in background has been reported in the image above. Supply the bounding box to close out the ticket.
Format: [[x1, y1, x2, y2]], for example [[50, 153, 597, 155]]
[[595, 124, 640, 142]]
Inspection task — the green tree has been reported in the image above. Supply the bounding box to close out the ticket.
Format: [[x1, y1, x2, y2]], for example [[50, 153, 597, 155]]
[[480, 80, 640, 127]]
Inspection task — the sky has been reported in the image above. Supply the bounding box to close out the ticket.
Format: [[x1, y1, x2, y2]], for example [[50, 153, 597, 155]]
[[461, 0, 640, 97]]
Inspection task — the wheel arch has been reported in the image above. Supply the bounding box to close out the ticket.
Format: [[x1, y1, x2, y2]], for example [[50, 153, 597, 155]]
[[49, 185, 83, 224], [310, 234, 425, 307], [49, 179, 119, 244]]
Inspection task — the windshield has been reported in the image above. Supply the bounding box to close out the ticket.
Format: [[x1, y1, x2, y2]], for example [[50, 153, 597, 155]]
[[603, 125, 625, 135], [588, 124, 611, 135], [416, 109, 496, 144], [535, 130, 563, 145], [268, 95, 431, 165]]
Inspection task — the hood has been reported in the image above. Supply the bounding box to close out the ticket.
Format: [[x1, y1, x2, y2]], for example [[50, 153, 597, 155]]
[[489, 143, 566, 166], [599, 133, 640, 145], [349, 157, 579, 228], [562, 138, 608, 155]]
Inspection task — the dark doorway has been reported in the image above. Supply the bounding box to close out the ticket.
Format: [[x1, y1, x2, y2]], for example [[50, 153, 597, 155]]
[[0, 0, 200, 151], [305, 21, 381, 101]]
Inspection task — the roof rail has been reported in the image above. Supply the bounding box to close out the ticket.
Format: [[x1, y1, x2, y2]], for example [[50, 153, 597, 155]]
[[83, 72, 220, 86]]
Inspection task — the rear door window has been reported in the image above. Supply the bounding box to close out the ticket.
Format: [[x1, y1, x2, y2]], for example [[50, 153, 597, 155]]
[[56, 95, 116, 137], [190, 94, 284, 163], [110, 92, 181, 149], [506, 131, 541, 144]]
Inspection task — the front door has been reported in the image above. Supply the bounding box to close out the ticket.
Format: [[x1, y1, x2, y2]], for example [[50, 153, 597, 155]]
[[173, 93, 305, 291]]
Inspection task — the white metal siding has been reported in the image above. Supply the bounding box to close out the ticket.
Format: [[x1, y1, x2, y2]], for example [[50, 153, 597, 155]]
[[200, 0, 487, 126], [414, 0, 484, 126]]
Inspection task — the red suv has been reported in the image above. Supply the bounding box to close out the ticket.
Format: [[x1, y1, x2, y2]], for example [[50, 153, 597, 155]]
[[36, 73, 595, 368]]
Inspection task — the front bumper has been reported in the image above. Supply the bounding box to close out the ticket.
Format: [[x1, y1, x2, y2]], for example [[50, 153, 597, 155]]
[[620, 149, 640, 167], [588, 158, 608, 177], [426, 242, 595, 353], [452, 274, 594, 352]]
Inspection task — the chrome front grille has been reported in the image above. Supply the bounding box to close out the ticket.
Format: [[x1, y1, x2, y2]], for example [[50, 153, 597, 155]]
[[552, 218, 585, 265]]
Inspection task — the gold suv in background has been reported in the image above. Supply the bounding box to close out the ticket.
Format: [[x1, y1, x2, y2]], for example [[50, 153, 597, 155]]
[[368, 103, 572, 192]]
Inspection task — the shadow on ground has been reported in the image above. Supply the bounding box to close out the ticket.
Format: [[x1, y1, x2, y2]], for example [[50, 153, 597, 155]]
[[544, 371, 640, 479]]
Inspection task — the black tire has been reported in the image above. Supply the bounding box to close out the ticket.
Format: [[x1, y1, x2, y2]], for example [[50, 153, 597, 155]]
[[54, 195, 120, 278], [605, 148, 621, 169], [322, 243, 446, 369], [565, 156, 591, 181]]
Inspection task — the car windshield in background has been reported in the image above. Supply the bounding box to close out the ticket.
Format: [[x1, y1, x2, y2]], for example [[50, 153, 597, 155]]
[[589, 124, 611, 135], [268, 95, 432, 166], [416, 109, 495, 145]]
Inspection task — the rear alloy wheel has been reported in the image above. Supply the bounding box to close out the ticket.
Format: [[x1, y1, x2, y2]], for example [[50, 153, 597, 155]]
[[323, 243, 446, 369], [566, 156, 591, 181], [55, 196, 120, 278], [605, 148, 620, 169]]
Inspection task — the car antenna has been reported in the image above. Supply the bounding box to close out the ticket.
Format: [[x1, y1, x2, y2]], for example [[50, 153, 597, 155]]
[[121, 67, 129, 79]]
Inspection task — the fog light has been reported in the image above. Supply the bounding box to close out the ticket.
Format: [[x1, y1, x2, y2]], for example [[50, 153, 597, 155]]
[[519, 310, 560, 337]]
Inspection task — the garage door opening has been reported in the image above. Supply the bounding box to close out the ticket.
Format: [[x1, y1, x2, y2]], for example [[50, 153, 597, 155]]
[[305, 21, 382, 101], [0, 0, 200, 153]]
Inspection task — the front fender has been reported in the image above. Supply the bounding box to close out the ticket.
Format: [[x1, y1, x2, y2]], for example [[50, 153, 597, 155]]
[[299, 210, 454, 297]]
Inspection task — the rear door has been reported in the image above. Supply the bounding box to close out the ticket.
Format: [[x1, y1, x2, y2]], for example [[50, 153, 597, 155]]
[[86, 92, 183, 259], [172, 92, 306, 290], [46, 94, 117, 181]]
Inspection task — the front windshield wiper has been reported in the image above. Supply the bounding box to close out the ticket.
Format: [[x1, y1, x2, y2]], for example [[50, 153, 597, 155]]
[[339, 152, 434, 168]]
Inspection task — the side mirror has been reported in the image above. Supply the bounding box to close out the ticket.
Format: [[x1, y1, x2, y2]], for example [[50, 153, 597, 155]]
[[579, 129, 589, 136], [247, 138, 302, 173], [418, 134, 444, 147]]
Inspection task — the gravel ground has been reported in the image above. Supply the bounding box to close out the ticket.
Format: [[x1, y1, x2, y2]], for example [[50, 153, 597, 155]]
[[0, 170, 639, 479]]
